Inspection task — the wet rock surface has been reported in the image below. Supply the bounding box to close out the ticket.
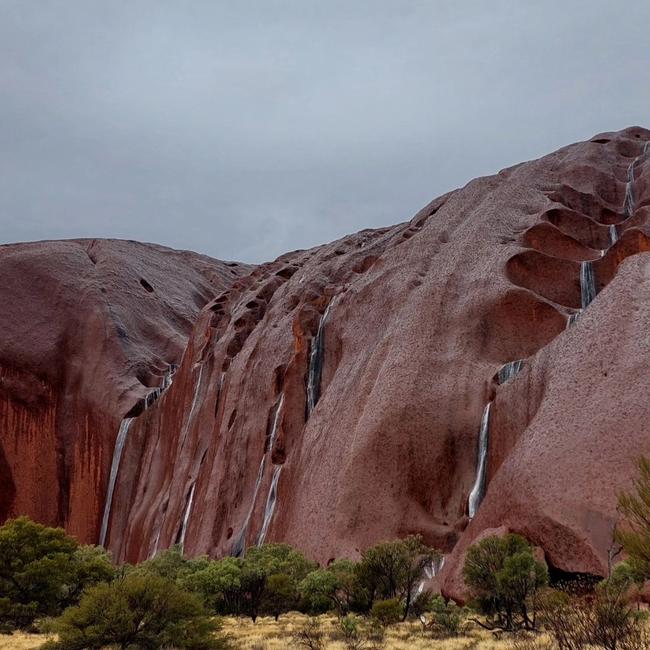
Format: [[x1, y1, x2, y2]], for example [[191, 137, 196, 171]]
[[0, 238, 249, 541], [4, 129, 650, 602]]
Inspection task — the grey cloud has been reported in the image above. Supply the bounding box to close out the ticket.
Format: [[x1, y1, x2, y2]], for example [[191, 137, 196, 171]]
[[1, 0, 649, 262]]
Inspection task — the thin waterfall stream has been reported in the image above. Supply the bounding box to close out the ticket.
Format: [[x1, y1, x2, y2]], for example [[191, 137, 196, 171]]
[[98, 417, 134, 547], [624, 162, 635, 218], [497, 360, 524, 385], [468, 402, 492, 519], [179, 365, 205, 447], [256, 466, 282, 546], [98, 362, 184, 547], [231, 394, 285, 555], [178, 483, 196, 550], [568, 143, 650, 327], [609, 224, 618, 246], [306, 298, 336, 415], [580, 261, 597, 309]]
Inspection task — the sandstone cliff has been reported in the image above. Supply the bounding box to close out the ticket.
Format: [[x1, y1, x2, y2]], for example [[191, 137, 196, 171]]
[[0, 238, 249, 541], [4, 128, 650, 601]]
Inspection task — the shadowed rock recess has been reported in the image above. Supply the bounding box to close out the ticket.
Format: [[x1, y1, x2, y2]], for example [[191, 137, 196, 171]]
[[3, 128, 650, 601]]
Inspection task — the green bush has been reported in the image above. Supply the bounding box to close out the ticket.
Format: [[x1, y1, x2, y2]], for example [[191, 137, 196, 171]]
[[462, 533, 547, 631], [617, 457, 650, 580], [427, 595, 463, 638], [42, 572, 229, 650], [182, 556, 244, 615], [357, 535, 439, 620], [262, 572, 299, 620], [338, 614, 365, 650], [370, 598, 402, 626], [181, 543, 314, 621], [0, 517, 114, 629]]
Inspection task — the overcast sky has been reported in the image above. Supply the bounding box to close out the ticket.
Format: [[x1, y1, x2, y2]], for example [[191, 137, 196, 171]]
[[1, 1, 649, 263]]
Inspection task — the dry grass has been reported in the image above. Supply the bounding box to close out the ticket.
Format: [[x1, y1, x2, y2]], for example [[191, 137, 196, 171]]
[[221, 612, 535, 649], [0, 632, 46, 649], [10, 613, 648, 649]]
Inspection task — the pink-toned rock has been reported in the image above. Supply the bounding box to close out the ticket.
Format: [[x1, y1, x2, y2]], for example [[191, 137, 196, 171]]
[[6, 128, 650, 603], [0, 238, 249, 542]]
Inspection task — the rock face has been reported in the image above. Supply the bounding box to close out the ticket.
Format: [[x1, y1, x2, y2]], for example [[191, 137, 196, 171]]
[[4, 128, 650, 601], [0, 238, 249, 542]]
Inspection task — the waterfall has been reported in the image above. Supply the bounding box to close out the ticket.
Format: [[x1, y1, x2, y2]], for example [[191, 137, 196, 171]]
[[306, 299, 336, 415], [266, 394, 284, 452], [424, 555, 445, 580], [256, 465, 282, 546], [432, 555, 445, 576], [580, 261, 597, 309], [416, 556, 446, 597], [622, 142, 650, 219], [144, 364, 176, 409], [566, 311, 580, 329], [179, 365, 204, 447], [178, 483, 196, 551], [232, 394, 284, 556], [468, 403, 492, 519], [100, 364, 177, 547], [99, 417, 134, 546], [609, 225, 618, 246], [624, 162, 635, 218], [497, 360, 524, 385], [231, 458, 267, 557]]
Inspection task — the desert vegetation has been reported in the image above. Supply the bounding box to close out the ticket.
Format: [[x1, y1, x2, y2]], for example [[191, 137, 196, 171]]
[[0, 457, 650, 648]]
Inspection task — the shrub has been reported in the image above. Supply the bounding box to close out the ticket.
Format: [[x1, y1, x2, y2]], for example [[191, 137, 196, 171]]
[[240, 544, 315, 621], [180, 544, 314, 621], [590, 575, 649, 650], [462, 533, 547, 631], [538, 589, 589, 650], [182, 556, 244, 615], [357, 535, 439, 620], [426, 595, 463, 638], [617, 457, 650, 579], [262, 572, 299, 620], [370, 598, 402, 626], [41, 572, 228, 650], [291, 617, 325, 650], [0, 517, 114, 629], [338, 614, 366, 650], [409, 589, 433, 619], [538, 579, 650, 650], [299, 560, 369, 616], [132, 544, 208, 582]]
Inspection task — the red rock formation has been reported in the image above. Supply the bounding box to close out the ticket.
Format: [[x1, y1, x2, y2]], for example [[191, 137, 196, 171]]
[[6, 128, 650, 605], [0, 238, 249, 542]]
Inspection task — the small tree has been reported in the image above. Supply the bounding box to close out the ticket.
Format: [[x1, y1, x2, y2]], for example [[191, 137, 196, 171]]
[[617, 456, 650, 579], [133, 544, 208, 582], [63, 545, 116, 606], [300, 560, 361, 616], [0, 517, 114, 629], [263, 573, 298, 620], [182, 556, 244, 615], [463, 533, 547, 631], [358, 535, 438, 620], [42, 573, 228, 650], [300, 569, 340, 614], [370, 598, 402, 626], [239, 544, 314, 621]]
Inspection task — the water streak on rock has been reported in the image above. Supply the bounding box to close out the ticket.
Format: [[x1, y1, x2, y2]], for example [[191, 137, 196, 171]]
[[468, 403, 492, 519]]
